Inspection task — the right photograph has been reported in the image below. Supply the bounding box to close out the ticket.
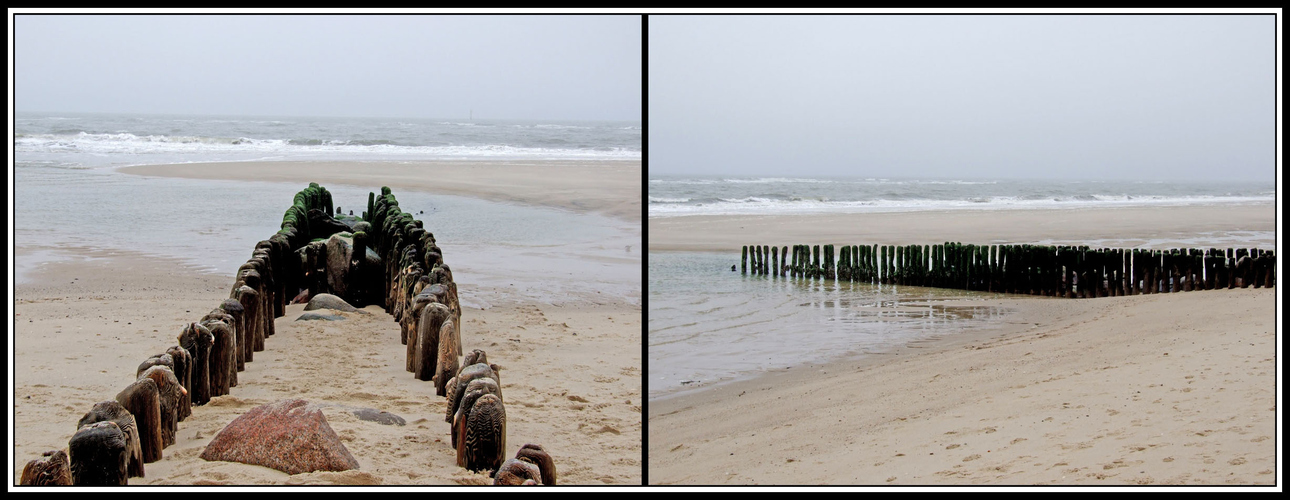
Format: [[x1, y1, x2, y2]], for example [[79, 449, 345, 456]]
[[647, 14, 1277, 486]]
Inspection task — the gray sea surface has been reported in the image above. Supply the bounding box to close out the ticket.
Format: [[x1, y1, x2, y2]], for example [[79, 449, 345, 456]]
[[649, 175, 1274, 217]]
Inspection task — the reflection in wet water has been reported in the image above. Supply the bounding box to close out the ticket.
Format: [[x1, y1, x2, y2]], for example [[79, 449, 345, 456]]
[[649, 252, 1016, 400]]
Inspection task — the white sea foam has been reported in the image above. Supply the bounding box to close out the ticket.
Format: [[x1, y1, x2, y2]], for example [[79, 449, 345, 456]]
[[648, 193, 1275, 217], [532, 123, 593, 130], [15, 132, 640, 160], [648, 196, 692, 203]]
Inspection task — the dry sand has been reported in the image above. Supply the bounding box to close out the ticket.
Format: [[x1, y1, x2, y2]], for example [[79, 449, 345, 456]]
[[122, 160, 641, 222], [648, 205, 1279, 486], [649, 203, 1276, 252], [12, 160, 642, 487]]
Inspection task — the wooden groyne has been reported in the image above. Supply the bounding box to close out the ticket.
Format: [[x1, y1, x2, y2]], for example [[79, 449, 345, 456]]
[[23, 183, 537, 485], [741, 243, 1275, 296]]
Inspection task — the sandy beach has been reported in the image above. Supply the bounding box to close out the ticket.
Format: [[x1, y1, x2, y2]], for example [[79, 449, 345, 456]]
[[12, 161, 642, 486], [122, 160, 641, 222], [648, 205, 1278, 486], [649, 203, 1276, 252]]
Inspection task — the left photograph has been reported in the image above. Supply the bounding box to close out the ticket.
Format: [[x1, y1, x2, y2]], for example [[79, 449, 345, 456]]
[[12, 13, 642, 486]]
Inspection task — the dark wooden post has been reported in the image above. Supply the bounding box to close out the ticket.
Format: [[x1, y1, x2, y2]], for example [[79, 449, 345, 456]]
[[741, 246, 748, 275], [880, 245, 888, 284], [784, 244, 794, 277], [931, 244, 940, 288], [771, 246, 779, 278]]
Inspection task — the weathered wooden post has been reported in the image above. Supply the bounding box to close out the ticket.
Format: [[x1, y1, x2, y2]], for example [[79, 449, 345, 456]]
[[892, 244, 903, 284], [1052, 246, 1062, 297], [1143, 248, 1154, 294], [795, 245, 803, 278], [1093, 248, 1103, 297], [1264, 250, 1276, 288], [1064, 246, 1075, 298], [931, 244, 941, 288], [840, 245, 851, 281], [1160, 249, 1170, 293], [741, 246, 747, 275], [856, 245, 865, 282], [1197, 248, 1207, 291], [1127, 249, 1138, 295], [771, 246, 779, 278], [1204, 248, 1216, 290], [781, 246, 789, 277], [1184, 249, 1195, 291], [825, 245, 835, 281], [853, 245, 862, 282], [1151, 249, 1161, 293], [1117, 248, 1127, 296], [1249, 248, 1259, 288], [757, 245, 764, 276], [879, 245, 888, 284], [1225, 249, 1235, 289]]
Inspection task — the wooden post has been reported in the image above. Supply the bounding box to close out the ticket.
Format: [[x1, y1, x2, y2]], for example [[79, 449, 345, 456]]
[[753, 243, 763, 275], [784, 244, 794, 277], [934, 244, 943, 288], [1065, 247, 1075, 298], [771, 246, 779, 278], [1159, 249, 1169, 293], [880, 245, 887, 284], [826, 245, 836, 280], [741, 246, 748, 275], [782, 246, 789, 277], [1252, 249, 1264, 289], [1226, 248, 1235, 289]]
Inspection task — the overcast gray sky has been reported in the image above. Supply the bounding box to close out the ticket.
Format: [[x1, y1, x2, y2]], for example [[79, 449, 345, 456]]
[[650, 15, 1275, 181], [15, 14, 641, 121]]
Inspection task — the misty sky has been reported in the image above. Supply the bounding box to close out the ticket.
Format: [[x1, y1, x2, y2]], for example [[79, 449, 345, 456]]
[[15, 14, 641, 121], [650, 15, 1275, 182]]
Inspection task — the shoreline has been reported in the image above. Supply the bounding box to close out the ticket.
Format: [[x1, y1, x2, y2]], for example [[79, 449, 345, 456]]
[[648, 203, 1275, 253], [648, 286, 1277, 485], [119, 159, 642, 223]]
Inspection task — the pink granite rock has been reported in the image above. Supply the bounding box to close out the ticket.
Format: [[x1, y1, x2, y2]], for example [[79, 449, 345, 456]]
[[199, 399, 359, 475]]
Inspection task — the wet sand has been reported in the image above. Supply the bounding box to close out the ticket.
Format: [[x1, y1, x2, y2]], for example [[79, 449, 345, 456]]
[[121, 160, 641, 222], [649, 286, 1276, 485]]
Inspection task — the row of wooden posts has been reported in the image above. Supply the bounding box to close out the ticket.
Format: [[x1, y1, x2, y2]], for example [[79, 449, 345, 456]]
[[741, 243, 1276, 297]]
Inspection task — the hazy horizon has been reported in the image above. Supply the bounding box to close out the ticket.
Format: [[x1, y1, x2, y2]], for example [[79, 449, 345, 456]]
[[15, 15, 642, 122], [650, 15, 1276, 183]]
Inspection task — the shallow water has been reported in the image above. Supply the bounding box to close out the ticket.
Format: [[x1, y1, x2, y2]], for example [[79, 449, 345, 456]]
[[13, 163, 640, 307], [648, 252, 1014, 400]]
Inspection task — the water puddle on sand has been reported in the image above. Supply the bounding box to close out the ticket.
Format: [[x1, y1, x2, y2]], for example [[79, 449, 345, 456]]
[[649, 252, 1015, 400]]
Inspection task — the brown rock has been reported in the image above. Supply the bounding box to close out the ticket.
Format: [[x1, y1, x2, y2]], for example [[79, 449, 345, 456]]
[[199, 399, 359, 475]]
